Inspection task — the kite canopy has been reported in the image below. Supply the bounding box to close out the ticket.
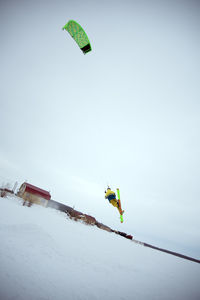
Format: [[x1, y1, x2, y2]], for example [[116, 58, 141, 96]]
[[62, 20, 92, 54]]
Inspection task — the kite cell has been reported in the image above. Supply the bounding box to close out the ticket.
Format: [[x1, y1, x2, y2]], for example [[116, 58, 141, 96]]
[[62, 20, 92, 54]]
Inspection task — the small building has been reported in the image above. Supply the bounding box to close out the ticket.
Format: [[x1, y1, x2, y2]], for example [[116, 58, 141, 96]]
[[18, 182, 51, 207]]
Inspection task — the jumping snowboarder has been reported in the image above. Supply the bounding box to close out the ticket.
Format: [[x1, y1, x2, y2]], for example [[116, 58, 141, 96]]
[[105, 187, 124, 222]]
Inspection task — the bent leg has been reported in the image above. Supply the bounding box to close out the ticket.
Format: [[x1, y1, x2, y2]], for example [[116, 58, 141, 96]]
[[110, 199, 121, 214]]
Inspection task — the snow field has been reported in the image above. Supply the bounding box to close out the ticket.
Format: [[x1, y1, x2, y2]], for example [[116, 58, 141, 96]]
[[0, 196, 200, 300]]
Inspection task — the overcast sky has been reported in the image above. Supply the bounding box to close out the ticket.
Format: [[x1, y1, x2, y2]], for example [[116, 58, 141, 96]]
[[1, 0, 200, 258]]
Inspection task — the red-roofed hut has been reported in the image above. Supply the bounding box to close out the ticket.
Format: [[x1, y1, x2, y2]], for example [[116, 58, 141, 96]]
[[18, 182, 51, 207]]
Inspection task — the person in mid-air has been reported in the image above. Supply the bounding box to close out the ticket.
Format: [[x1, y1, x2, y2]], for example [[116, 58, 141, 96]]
[[105, 187, 123, 214]]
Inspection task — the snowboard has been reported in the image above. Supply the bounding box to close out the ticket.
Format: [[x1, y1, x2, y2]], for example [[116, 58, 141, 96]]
[[116, 188, 124, 223]]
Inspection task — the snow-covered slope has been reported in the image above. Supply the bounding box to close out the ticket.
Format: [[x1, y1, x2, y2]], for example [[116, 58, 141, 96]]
[[0, 196, 200, 300]]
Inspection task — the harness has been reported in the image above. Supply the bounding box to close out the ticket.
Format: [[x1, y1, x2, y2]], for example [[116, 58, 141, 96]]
[[107, 194, 116, 202]]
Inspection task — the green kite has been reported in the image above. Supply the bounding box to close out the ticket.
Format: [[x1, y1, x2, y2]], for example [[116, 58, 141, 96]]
[[62, 20, 92, 54]]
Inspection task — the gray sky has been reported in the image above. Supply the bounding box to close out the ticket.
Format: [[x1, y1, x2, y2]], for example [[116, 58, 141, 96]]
[[1, 0, 200, 258]]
